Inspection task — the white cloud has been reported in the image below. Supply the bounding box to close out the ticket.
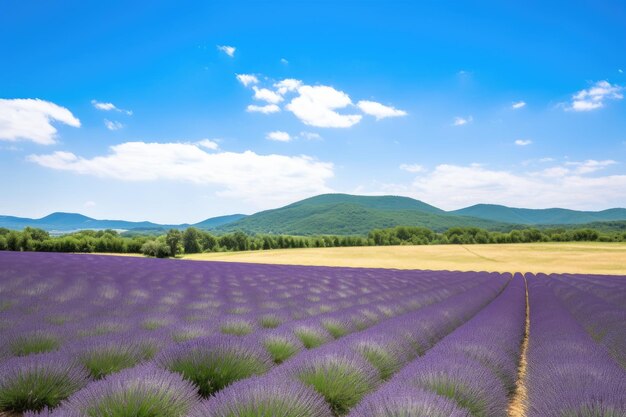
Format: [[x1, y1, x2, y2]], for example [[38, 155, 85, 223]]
[[91, 100, 132, 115], [619, 69, 623, 74], [453, 116, 473, 126], [568, 80, 623, 111], [357, 100, 407, 120], [280, 58, 289, 65], [104, 119, 123, 131], [286, 85, 362, 128], [236, 74, 258, 87], [539, 157, 555, 163], [84, 201, 96, 208], [28, 141, 334, 206], [196, 139, 219, 150], [252, 86, 283, 104], [512, 101, 526, 109], [0, 98, 81, 145], [266, 131, 291, 142], [242, 78, 404, 129], [400, 163, 425, 173], [246, 104, 281, 114], [565, 159, 616, 174], [515, 139, 532, 146], [217, 45, 236, 57], [299, 131, 322, 140], [389, 163, 626, 210], [274, 79, 302, 95]]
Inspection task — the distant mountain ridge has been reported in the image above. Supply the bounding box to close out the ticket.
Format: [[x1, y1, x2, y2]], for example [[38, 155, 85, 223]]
[[0, 212, 246, 233], [1, 193, 625, 235], [451, 204, 626, 225]]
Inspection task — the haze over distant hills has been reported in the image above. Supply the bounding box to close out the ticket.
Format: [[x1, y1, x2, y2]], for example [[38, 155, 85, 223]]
[[2, 194, 625, 235]]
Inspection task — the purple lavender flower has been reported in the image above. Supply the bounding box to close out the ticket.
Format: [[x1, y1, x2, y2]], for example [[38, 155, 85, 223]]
[[189, 376, 333, 417], [155, 335, 273, 397], [287, 351, 381, 415], [58, 364, 200, 417], [348, 385, 471, 417], [0, 353, 89, 412]]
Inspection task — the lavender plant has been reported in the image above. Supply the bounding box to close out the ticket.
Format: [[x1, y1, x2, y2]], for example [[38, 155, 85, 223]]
[[155, 336, 273, 397], [0, 353, 89, 413], [57, 364, 200, 417]]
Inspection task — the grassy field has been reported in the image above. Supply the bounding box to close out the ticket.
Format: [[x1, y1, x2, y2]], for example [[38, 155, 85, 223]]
[[183, 242, 626, 275]]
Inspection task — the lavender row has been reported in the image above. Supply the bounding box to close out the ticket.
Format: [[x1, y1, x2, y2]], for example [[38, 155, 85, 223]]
[[11, 272, 506, 417], [0, 262, 480, 374], [544, 274, 626, 369], [1, 252, 474, 362], [178, 273, 510, 416], [554, 272, 626, 308], [348, 273, 526, 417], [523, 275, 626, 416], [0, 252, 497, 415]]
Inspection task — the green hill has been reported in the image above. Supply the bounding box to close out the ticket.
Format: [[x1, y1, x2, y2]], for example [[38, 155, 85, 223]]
[[452, 204, 626, 225], [217, 193, 507, 235], [193, 214, 247, 229]]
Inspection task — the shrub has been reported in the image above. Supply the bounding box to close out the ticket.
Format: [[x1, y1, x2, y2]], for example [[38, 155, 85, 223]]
[[156, 337, 273, 397], [293, 326, 331, 349], [190, 377, 333, 417], [0, 353, 89, 413], [294, 353, 380, 415], [59, 364, 199, 417], [263, 334, 302, 364]]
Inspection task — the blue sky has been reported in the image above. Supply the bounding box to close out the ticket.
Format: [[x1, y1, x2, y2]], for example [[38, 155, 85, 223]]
[[1, 0, 625, 223]]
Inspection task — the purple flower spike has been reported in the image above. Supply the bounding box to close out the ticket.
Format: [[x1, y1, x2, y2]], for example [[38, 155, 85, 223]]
[[348, 385, 471, 417], [155, 335, 273, 397], [59, 364, 200, 417], [0, 353, 89, 413], [190, 376, 333, 417]]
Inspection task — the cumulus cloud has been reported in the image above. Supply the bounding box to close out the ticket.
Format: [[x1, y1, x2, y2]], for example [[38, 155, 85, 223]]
[[246, 104, 280, 114], [568, 80, 623, 111], [453, 116, 473, 126], [515, 139, 532, 146], [381, 162, 626, 210], [104, 120, 123, 131], [236, 74, 258, 87], [0, 98, 81, 145], [252, 86, 283, 104], [217, 45, 236, 57], [356, 100, 407, 120], [565, 159, 616, 174], [28, 141, 333, 205], [274, 79, 302, 95], [238, 76, 405, 128], [400, 163, 425, 173], [266, 131, 291, 142], [196, 139, 219, 150], [91, 100, 132, 115], [286, 85, 362, 128], [512, 101, 526, 109]]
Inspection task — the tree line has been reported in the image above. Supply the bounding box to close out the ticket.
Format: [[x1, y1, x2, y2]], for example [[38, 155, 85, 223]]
[[0, 225, 624, 258]]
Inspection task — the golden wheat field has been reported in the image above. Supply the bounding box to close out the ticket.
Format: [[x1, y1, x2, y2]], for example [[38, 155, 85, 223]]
[[183, 242, 626, 275]]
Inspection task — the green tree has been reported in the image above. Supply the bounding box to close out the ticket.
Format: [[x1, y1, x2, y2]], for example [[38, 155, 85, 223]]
[[182, 228, 202, 254], [165, 229, 183, 256]]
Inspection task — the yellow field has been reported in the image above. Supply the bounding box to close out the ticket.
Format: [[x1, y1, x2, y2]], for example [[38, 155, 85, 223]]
[[183, 242, 626, 275]]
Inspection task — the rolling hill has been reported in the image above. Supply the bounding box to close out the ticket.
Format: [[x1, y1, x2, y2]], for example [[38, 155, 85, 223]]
[[2, 194, 625, 235], [216, 194, 508, 235], [0, 212, 245, 233], [451, 204, 626, 225]]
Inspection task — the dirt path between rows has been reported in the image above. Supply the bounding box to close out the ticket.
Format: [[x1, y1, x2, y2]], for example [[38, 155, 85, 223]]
[[507, 275, 530, 417]]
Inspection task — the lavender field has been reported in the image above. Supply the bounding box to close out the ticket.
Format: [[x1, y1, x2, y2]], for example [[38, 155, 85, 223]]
[[0, 252, 624, 417]]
